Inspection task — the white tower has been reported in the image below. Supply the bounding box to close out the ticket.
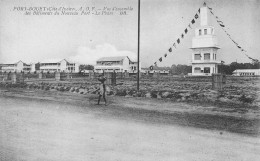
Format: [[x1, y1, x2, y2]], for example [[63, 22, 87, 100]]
[[191, 5, 221, 76]]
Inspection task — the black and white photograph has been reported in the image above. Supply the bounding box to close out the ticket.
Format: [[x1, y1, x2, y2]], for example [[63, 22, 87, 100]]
[[0, 0, 260, 160]]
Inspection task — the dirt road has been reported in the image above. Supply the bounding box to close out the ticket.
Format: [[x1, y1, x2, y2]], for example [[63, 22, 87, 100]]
[[0, 90, 260, 161]]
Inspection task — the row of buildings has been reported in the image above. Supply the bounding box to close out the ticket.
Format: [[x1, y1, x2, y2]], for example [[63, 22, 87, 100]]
[[0, 56, 171, 75], [1, 56, 259, 76], [0, 59, 80, 73]]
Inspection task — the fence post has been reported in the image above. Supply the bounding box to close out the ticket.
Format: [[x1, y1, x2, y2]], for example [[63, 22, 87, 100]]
[[112, 70, 116, 86], [55, 72, 60, 81], [11, 73, 17, 83], [124, 71, 129, 78], [212, 74, 226, 90], [39, 72, 42, 79]]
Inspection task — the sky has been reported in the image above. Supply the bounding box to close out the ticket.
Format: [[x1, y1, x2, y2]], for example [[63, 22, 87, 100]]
[[0, 0, 259, 67]]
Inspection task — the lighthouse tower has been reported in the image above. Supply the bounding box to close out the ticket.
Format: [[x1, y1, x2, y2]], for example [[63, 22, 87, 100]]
[[191, 4, 221, 76]]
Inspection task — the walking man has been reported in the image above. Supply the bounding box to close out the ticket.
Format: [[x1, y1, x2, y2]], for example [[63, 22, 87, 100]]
[[97, 74, 107, 105]]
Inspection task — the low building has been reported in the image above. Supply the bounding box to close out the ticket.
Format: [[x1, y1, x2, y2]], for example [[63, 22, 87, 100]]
[[0, 60, 32, 73], [94, 56, 140, 73], [142, 67, 170, 75], [40, 59, 79, 73], [232, 69, 260, 76]]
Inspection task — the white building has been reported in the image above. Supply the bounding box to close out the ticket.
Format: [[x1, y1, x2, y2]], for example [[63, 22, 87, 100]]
[[190, 4, 221, 76], [142, 67, 170, 75], [1, 60, 32, 73], [40, 59, 79, 73], [232, 69, 260, 76], [94, 56, 140, 73]]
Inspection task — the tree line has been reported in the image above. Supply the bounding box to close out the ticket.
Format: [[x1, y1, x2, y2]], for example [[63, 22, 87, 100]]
[[166, 61, 260, 75]]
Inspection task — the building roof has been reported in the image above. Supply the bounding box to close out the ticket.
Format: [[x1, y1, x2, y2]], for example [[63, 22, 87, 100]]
[[40, 59, 73, 64], [233, 69, 260, 72], [1, 60, 28, 66], [97, 56, 129, 62]]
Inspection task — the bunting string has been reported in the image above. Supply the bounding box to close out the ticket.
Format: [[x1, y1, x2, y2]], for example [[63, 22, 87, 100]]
[[207, 5, 259, 63], [149, 8, 201, 70], [149, 3, 259, 71]]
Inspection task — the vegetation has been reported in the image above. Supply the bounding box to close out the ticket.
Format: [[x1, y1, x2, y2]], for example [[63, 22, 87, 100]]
[[79, 64, 94, 71], [219, 62, 260, 75], [164, 61, 260, 75]]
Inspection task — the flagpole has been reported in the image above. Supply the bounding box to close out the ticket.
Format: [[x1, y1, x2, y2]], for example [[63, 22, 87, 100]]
[[137, 0, 140, 91]]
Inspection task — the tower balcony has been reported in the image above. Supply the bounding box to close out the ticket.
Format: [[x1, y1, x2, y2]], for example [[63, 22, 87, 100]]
[[191, 60, 221, 64]]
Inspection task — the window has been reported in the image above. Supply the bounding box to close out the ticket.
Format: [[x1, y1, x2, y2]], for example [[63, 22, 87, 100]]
[[199, 29, 201, 35], [204, 67, 210, 73], [204, 53, 210, 60], [194, 67, 201, 73], [204, 29, 207, 35], [194, 54, 201, 60]]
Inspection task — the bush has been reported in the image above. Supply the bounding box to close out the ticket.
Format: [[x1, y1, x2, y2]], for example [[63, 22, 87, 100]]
[[238, 95, 254, 104]]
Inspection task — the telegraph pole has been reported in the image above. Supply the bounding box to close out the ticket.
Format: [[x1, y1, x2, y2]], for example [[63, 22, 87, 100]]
[[137, 0, 140, 91]]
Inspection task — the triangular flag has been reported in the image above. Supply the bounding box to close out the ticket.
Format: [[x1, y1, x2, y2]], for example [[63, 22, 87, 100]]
[[173, 43, 176, 48], [219, 24, 225, 27], [191, 19, 195, 24], [169, 48, 172, 52], [154, 62, 157, 65], [159, 57, 162, 62], [195, 14, 199, 19], [208, 7, 212, 10], [198, 8, 200, 13], [188, 24, 192, 29], [164, 53, 167, 57], [177, 38, 180, 44], [181, 34, 184, 38], [184, 28, 188, 34], [237, 45, 241, 49]]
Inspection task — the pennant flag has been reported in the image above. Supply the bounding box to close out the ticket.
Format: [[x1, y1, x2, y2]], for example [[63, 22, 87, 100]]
[[173, 43, 176, 48], [219, 24, 225, 27], [159, 57, 162, 62], [237, 45, 241, 49], [149, 66, 153, 70], [154, 62, 157, 65], [168, 47, 172, 52], [208, 7, 212, 10], [184, 28, 188, 34], [215, 16, 219, 19], [181, 34, 184, 38], [164, 53, 167, 57], [195, 13, 199, 19], [198, 8, 200, 13], [177, 38, 180, 44], [191, 19, 195, 24], [188, 24, 192, 29]]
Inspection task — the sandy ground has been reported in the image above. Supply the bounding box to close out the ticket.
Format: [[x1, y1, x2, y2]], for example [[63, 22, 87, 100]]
[[0, 90, 260, 161]]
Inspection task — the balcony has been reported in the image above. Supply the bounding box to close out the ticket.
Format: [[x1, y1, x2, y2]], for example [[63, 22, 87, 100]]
[[191, 60, 221, 64]]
